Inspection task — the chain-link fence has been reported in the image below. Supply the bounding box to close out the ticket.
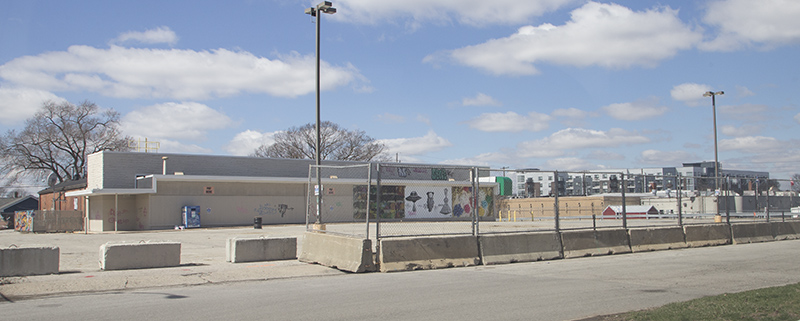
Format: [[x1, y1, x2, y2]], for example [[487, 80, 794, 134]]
[[305, 164, 374, 238], [305, 164, 800, 238]]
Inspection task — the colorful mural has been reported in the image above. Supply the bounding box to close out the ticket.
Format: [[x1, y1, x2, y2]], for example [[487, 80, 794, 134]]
[[14, 210, 34, 232], [451, 187, 494, 218], [352, 185, 405, 219]]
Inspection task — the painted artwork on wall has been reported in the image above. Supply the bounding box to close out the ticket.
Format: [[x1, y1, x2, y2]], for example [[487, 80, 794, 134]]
[[451, 187, 494, 218], [352, 185, 405, 219], [404, 186, 453, 218], [14, 210, 34, 232]]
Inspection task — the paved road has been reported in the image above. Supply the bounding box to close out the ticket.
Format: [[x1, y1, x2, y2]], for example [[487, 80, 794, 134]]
[[3, 239, 800, 321]]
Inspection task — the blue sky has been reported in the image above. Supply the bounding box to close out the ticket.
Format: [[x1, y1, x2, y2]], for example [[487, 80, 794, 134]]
[[1, 0, 799, 180]]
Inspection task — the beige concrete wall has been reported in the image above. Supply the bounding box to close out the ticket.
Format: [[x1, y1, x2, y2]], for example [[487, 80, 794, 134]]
[[89, 195, 138, 231], [499, 196, 640, 218]]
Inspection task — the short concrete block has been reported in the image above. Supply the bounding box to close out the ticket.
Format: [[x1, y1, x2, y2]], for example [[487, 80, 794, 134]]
[[731, 222, 774, 244], [226, 237, 297, 263], [298, 232, 374, 273], [628, 227, 687, 252], [479, 232, 562, 265], [0, 246, 59, 277], [100, 241, 181, 270], [772, 222, 800, 240], [379, 235, 480, 272], [560, 229, 631, 258], [683, 224, 731, 247]]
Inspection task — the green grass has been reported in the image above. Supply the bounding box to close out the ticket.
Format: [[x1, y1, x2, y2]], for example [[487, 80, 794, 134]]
[[591, 282, 800, 321]]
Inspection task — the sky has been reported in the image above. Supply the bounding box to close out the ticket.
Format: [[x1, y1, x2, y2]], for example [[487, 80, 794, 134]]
[[1, 0, 799, 182]]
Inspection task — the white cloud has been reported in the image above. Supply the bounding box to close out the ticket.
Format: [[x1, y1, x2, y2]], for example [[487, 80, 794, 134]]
[[602, 98, 668, 121], [462, 93, 501, 107], [0, 87, 66, 125], [552, 108, 588, 118], [720, 124, 760, 137], [156, 139, 213, 154], [795, 113, 800, 124], [670, 83, 713, 106], [333, 0, 577, 26], [121, 102, 235, 141], [552, 107, 590, 127], [586, 150, 625, 161], [440, 152, 509, 167], [701, 0, 800, 51], [465, 111, 550, 132], [518, 128, 650, 158], [719, 136, 785, 153], [376, 113, 406, 123], [436, 2, 701, 75], [416, 114, 431, 125], [111, 26, 178, 45], [224, 130, 277, 156], [379, 130, 452, 156], [719, 103, 768, 122], [639, 149, 695, 165], [735, 85, 755, 98], [0, 46, 362, 100], [544, 157, 597, 171]]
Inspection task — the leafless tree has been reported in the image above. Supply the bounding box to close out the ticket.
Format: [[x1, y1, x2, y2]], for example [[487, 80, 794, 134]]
[[0, 100, 132, 188], [252, 121, 388, 162]]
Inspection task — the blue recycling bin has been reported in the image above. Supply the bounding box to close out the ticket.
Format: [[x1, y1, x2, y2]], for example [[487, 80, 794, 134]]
[[181, 206, 201, 228]]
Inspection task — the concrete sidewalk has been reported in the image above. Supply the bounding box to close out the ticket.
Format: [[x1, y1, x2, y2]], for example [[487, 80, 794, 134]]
[[0, 225, 345, 301]]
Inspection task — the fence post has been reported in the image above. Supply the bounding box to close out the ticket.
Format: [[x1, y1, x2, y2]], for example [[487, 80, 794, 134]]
[[366, 164, 372, 240], [621, 173, 627, 230], [726, 176, 731, 225], [678, 176, 683, 227], [376, 163, 382, 240], [472, 167, 479, 236], [766, 181, 771, 222], [554, 170, 560, 232]]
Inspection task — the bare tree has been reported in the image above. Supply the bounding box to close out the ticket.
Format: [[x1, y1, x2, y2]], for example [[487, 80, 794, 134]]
[[252, 121, 388, 162], [0, 100, 132, 187]]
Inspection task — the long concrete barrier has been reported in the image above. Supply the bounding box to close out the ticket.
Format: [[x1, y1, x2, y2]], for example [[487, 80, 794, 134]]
[[0, 246, 59, 277], [560, 229, 631, 258], [683, 224, 731, 247], [628, 227, 687, 252], [379, 235, 480, 272], [772, 222, 800, 240], [226, 237, 297, 263], [298, 232, 374, 273], [100, 241, 181, 270], [731, 222, 774, 244], [478, 232, 562, 265]]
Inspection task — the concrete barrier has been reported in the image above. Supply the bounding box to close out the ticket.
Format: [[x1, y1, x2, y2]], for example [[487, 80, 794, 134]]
[[731, 222, 774, 244], [479, 232, 562, 265], [628, 227, 687, 252], [560, 229, 631, 258], [100, 241, 181, 270], [298, 232, 374, 273], [226, 237, 297, 263], [0, 246, 59, 277], [379, 235, 480, 272], [683, 224, 731, 247], [772, 222, 800, 240]]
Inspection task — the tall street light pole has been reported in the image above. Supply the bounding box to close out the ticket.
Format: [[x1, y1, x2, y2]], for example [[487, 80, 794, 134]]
[[704, 90, 724, 217], [305, 1, 336, 225]]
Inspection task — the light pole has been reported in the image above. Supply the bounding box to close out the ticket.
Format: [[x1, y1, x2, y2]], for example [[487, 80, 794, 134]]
[[704, 90, 723, 216], [305, 1, 336, 225]]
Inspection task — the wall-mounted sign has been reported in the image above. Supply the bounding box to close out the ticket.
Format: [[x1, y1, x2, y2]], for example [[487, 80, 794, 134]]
[[204, 186, 214, 194]]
